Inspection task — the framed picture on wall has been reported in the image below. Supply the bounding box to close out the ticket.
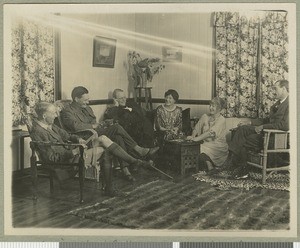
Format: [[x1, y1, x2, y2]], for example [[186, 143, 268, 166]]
[[162, 46, 182, 62], [93, 36, 116, 68]]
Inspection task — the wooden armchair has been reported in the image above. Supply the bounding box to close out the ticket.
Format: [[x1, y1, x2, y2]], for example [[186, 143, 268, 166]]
[[247, 129, 290, 184], [24, 113, 92, 203], [30, 140, 86, 203]]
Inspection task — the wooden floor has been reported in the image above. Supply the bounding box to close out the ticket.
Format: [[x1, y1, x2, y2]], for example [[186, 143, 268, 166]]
[[11, 167, 290, 230], [12, 167, 164, 228]]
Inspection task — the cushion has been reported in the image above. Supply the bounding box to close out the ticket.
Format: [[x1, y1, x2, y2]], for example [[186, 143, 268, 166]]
[[182, 108, 192, 135]]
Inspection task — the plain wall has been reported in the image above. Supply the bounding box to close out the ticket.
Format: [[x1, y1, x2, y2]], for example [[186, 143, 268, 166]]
[[60, 12, 214, 120]]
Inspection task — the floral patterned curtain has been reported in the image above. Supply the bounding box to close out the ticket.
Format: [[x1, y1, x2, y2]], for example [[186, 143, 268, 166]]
[[258, 12, 288, 118], [12, 19, 55, 127], [214, 12, 260, 118], [214, 11, 288, 118]]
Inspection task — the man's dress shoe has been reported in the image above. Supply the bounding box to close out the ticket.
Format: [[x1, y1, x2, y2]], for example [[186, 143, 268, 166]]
[[143, 147, 159, 159]]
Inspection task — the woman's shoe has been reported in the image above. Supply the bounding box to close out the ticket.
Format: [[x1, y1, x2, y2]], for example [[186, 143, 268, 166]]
[[205, 158, 219, 176], [206, 168, 219, 176]]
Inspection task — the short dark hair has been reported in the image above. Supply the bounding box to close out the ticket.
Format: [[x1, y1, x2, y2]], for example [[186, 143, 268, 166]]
[[112, 89, 124, 99], [276, 79, 289, 92], [35, 102, 53, 120], [164, 89, 179, 102], [71, 86, 89, 101]]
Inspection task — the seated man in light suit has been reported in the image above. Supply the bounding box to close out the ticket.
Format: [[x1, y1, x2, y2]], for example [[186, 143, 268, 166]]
[[31, 102, 153, 196], [224, 79, 289, 178], [104, 88, 155, 147], [60, 86, 159, 182]]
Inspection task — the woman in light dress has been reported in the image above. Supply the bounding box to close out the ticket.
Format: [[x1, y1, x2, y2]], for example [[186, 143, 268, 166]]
[[155, 89, 182, 141], [187, 97, 228, 173]]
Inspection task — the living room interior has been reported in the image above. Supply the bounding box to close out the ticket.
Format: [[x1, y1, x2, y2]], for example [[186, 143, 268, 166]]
[[6, 4, 296, 234]]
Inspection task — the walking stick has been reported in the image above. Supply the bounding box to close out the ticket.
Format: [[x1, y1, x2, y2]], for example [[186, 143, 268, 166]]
[[149, 163, 173, 180]]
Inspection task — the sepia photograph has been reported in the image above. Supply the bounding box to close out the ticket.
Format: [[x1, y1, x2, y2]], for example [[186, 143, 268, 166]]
[[3, 2, 297, 239]]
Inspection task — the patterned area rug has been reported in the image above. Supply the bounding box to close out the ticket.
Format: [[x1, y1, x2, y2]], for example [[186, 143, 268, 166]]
[[68, 178, 289, 229], [193, 170, 290, 191]]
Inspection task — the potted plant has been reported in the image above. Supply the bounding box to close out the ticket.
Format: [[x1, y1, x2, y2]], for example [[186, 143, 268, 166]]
[[127, 51, 165, 88]]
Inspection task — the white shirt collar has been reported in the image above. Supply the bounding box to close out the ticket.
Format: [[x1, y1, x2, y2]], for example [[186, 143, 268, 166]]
[[280, 96, 288, 104]]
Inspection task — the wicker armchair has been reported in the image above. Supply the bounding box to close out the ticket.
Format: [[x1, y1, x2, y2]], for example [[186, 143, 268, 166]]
[[247, 129, 289, 184]]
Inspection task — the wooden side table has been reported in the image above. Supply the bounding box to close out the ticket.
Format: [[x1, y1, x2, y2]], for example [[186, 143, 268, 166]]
[[162, 139, 201, 175]]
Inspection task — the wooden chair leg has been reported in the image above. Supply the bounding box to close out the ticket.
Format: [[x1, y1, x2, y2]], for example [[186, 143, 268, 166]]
[[96, 162, 100, 183], [262, 155, 267, 184], [99, 164, 105, 191], [78, 165, 84, 203], [78, 163, 84, 203], [30, 155, 38, 201]]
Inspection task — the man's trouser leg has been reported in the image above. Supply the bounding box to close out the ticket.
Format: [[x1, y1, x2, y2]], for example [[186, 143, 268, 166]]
[[110, 134, 129, 169], [229, 125, 257, 156], [239, 133, 263, 172], [106, 143, 137, 165], [97, 124, 137, 149], [101, 150, 113, 192]]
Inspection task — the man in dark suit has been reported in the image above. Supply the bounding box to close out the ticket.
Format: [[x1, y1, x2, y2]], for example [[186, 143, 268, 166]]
[[60, 86, 159, 182], [225, 79, 289, 178], [31, 102, 153, 196], [104, 88, 155, 147]]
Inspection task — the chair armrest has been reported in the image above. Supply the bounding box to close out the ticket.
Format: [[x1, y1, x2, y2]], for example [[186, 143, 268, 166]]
[[71, 129, 98, 144], [29, 141, 86, 164], [30, 140, 85, 148], [263, 129, 289, 134], [72, 128, 98, 136]]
